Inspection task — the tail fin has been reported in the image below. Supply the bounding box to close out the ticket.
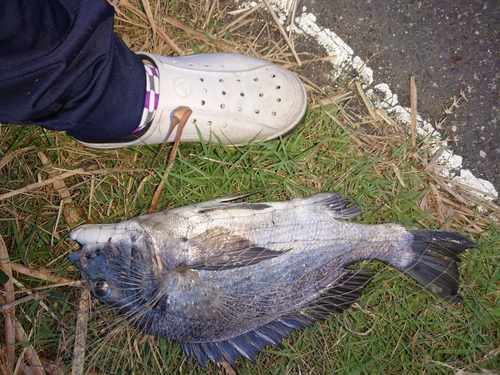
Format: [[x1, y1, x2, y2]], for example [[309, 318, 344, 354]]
[[403, 230, 479, 303]]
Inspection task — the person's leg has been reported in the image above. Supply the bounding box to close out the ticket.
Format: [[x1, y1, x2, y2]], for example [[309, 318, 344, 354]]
[[0, 0, 308, 148], [0, 0, 145, 140]]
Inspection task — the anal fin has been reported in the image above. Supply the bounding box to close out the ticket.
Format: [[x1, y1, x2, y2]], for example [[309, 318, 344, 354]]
[[304, 268, 375, 321]]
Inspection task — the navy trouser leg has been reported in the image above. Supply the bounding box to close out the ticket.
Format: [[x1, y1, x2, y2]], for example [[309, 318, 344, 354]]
[[0, 0, 145, 141]]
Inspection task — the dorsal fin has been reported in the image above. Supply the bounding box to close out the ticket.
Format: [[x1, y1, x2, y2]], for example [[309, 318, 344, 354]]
[[299, 192, 362, 218]]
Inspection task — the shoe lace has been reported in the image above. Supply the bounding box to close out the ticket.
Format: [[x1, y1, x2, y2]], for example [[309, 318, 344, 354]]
[[149, 106, 192, 213]]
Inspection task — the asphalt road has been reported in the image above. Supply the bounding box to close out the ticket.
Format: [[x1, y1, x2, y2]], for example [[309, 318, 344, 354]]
[[301, 0, 499, 198]]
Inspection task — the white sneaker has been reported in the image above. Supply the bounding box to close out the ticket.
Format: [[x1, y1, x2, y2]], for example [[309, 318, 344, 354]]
[[77, 52, 307, 148]]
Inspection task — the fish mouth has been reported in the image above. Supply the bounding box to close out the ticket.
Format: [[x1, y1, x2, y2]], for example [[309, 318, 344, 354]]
[[68, 250, 83, 269]]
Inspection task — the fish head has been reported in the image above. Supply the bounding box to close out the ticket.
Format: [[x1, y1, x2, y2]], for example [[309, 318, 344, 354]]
[[69, 241, 128, 306], [69, 227, 158, 313]]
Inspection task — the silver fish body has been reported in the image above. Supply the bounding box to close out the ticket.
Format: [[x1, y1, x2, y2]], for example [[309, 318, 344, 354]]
[[69, 192, 478, 366]]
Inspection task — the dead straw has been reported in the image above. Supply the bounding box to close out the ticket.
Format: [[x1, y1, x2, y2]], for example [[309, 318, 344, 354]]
[[8, 262, 75, 284], [0, 146, 36, 170], [0, 235, 45, 375], [355, 81, 377, 120], [262, 0, 301, 65], [71, 289, 91, 375], [119, 0, 183, 55], [0, 167, 148, 201], [222, 2, 265, 35], [0, 235, 15, 374], [410, 76, 417, 147]]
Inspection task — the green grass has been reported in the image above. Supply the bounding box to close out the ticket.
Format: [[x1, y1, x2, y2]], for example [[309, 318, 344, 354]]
[[1, 90, 498, 374]]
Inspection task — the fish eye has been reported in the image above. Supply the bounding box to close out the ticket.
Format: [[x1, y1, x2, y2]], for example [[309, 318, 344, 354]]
[[94, 279, 111, 298]]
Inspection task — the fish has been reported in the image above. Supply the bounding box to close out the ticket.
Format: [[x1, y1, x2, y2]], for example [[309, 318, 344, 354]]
[[68, 192, 479, 367]]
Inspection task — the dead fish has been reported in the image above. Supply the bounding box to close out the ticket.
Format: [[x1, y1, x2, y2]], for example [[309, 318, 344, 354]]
[[68, 192, 478, 367]]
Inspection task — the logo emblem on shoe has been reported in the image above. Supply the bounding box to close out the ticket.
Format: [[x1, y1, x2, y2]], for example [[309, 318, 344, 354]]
[[174, 78, 193, 97]]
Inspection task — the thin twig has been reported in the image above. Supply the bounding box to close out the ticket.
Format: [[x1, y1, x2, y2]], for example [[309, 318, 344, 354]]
[[310, 91, 353, 109], [355, 81, 377, 120], [218, 361, 237, 375], [287, 0, 298, 40], [0, 234, 15, 374], [424, 144, 447, 172], [324, 110, 364, 147], [0, 280, 84, 314], [427, 174, 470, 205], [434, 84, 473, 130], [72, 288, 91, 375], [262, 0, 301, 65], [162, 15, 241, 54], [141, 0, 156, 43], [222, 2, 264, 35], [118, 0, 183, 55], [0, 167, 148, 201], [0, 291, 48, 313], [0, 146, 37, 170], [14, 318, 44, 375], [38, 152, 72, 204], [391, 163, 406, 188], [9, 262, 75, 284], [410, 76, 417, 147]]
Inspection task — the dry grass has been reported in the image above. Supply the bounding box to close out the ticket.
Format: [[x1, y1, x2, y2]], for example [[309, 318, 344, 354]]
[[1, 1, 499, 374]]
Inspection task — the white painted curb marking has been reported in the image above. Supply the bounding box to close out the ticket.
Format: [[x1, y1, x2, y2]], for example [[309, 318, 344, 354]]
[[238, 0, 498, 200]]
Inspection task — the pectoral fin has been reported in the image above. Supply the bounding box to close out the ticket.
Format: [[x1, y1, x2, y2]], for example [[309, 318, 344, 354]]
[[180, 268, 375, 367], [188, 227, 288, 271], [181, 315, 313, 366]]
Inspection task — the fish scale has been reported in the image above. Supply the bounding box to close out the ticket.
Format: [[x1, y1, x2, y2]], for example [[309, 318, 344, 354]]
[[69, 192, 479, 367]]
